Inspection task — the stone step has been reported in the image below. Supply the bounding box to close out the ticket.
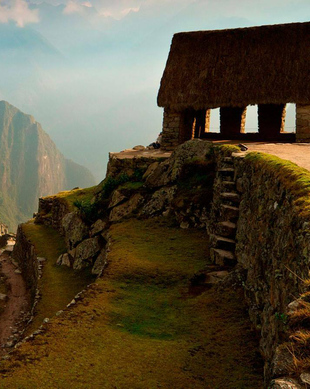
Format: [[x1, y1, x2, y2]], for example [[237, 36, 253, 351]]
[[220, 204, 239, 220], [210, 248, 236, 267], [223, 157, 233, 164], [210, 234, 236, 251], [216, 221, 237, 238], [222, 181, 236, 191], [218, 168, 235, 178], [220, 192, 240, 204]]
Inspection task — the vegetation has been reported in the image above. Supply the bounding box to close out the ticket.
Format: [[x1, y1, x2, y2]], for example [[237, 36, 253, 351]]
[[215, 144, 242, 156], [0, 218, 263, 388], [245, 152, 310, 219], [22, 222, 95, 334], [45, 186, 98, 211]]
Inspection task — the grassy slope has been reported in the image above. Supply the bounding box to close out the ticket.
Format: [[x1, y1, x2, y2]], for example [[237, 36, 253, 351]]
[[22, 222, 95, 334], [0, 218, 263, 388]]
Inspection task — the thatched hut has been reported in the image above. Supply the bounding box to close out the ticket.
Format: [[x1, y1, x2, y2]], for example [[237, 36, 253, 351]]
[[157, 22, 310, 150]]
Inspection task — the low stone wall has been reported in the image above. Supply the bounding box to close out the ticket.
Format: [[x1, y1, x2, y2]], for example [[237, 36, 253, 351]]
[[35, 196, 69, 231], [107, 153, 167, 179], [12, 225, 38, 298]]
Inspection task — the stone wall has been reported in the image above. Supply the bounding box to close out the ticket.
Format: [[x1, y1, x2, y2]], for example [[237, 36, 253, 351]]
[[161, 109, 183, 150], [296, 104, 310, 142], [35, 196, 69, 231], [209, 149, 310, 385], [234, 154, 310, 380], [12, 225, 38, 297], [106, 153, 167, 179]]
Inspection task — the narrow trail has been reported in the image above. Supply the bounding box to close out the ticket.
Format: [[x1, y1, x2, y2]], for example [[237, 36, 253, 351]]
[[0, 252, 30, 355]]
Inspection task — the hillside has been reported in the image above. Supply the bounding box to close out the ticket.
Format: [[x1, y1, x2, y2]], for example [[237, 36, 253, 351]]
[[0, 101, 96, 230]]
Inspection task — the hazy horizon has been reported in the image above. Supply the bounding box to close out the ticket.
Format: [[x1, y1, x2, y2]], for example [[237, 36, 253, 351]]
[[0, 0, 309, 181]]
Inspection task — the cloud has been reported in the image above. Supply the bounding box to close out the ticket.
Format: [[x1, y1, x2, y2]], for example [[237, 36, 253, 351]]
[[121, 6, 140, 16], [63, 1, 84, 14], [0, 0, 39, 27]]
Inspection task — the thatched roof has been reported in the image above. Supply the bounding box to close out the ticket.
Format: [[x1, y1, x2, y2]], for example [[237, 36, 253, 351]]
[[157, 22, 310, 110]]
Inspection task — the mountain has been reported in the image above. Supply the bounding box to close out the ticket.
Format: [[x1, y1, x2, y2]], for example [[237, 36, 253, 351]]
[[0, 101, 96, 231]]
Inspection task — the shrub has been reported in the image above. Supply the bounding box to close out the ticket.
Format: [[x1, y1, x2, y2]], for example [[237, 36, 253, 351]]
[[73, 199, 98, 223]]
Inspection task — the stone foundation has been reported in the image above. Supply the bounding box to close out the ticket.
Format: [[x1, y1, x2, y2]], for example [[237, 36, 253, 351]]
[[296, 104, 310, 142]]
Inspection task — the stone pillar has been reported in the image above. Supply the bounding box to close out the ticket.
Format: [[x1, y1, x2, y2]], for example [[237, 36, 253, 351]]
[[220, 107, 247, 136], [179, 110, 195, 144], [258, 104, 286, 139], [296, 104, 310, 142], [161, 109, 195, 151], [161, 109, 182, 151]]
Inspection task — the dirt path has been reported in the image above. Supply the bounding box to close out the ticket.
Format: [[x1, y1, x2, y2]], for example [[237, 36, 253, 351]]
[[0, 252, 30, 355]]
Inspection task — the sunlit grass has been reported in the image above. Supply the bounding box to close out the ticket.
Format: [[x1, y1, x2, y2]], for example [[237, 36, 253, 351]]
[[0, 218, 263, 388], [22, 222, 95, 334]]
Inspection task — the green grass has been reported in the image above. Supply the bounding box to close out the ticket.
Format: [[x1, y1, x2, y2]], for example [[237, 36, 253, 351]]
[[216, 144, 242, 155], [0, 218, 263, 388], [22, 222, 95, 334], [42, 186, 98, 212]]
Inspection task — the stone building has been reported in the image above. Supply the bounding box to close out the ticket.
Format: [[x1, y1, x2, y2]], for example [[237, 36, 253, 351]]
[[157, 22, 310, 150]]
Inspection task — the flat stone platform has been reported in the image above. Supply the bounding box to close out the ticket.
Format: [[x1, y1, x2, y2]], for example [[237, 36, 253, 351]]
[[109, 148, 171, 160], [111, 141, 310, 173]]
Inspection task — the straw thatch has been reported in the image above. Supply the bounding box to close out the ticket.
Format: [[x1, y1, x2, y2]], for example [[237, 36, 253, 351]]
[[157, 22, 310, 111]]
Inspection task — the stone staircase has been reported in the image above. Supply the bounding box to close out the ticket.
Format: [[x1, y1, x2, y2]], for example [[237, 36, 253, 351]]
[[210, 156, 239, 267]]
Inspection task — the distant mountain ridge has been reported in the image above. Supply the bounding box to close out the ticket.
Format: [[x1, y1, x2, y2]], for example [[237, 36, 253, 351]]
[[0, 101, 96, 231]]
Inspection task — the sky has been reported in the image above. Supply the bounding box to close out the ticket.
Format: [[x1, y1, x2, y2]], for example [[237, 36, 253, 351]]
[[0, 0, 309, 181]]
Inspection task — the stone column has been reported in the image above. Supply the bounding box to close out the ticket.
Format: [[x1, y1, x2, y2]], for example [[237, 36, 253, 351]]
[[220, 107, 247, 136], [161, 109, 195, 151], [296, 104, 310, 142], [179, 110, 195, 144], [161, 109, 183, 151], [258, 104, 286, 139]]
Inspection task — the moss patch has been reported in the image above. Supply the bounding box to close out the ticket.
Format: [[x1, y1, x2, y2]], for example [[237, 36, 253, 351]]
[[43, 186, 98, 212], [245, 152, 310, 219], [22, 222, 95, 334], [0, 219, 263, 388], [216, 144, 241, 156]]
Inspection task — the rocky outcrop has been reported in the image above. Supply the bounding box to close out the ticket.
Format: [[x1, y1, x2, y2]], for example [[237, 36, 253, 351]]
[[146, 139, 213, 188], [61, 212, 89, 250]]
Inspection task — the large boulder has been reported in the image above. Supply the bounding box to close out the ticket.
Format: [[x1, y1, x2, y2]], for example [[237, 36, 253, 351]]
[[142, 186, 177, 216], [90, 219, 108, 237], [146, 139, 212, 188], [92, 250, 106, 275], [108, 190, 127, 209], [73, 236, 102, 270], [61, 212, 89, 250]]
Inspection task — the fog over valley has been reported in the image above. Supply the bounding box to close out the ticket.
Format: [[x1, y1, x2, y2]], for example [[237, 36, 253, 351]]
[[0, 0, 309, 180]]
